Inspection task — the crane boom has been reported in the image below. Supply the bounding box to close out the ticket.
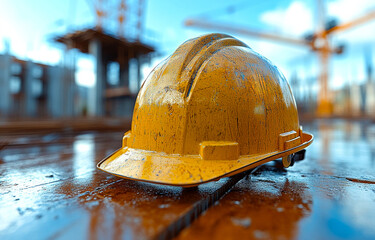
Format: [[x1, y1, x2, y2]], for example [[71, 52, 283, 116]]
[[325, 10, 375, 34], [185, 4, 375, 116], [184, 19, 311, 47]]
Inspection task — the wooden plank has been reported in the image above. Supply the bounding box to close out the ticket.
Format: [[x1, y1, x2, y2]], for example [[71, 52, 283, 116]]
[[1, 131, 121, 148], [177, 165, 375, 239], [0, 132, 122, 193], [0, 169, 247, 239], [0, 118, 131, 134], [0, 131, 247, 239], [175, 164, 313, 240], [2, 119, 374, 239], [176, 120, 375, 240]]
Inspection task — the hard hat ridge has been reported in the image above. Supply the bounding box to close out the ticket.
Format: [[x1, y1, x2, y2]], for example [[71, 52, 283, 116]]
[[178, 33, 248, 98]]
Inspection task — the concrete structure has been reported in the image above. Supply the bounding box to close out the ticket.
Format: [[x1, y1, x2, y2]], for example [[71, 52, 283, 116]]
[[55, 28, 155, 117], [0, 53, 11, 118], [0, 54, 74, 119]]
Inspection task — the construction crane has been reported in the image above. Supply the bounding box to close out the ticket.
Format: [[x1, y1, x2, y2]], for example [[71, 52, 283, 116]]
[[88, 0, 146, 40], [117, 0, 127, 37], [92, 0, 106, 31], [185, 1, 375, 116]]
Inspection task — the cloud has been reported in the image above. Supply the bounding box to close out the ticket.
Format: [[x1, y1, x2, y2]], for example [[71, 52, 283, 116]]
[[328, 0, 375, 22], [328, 0, 375, 44], [260, 1, 314, 36], [27, 44, 62, 65], [260, 0, 375, 43]]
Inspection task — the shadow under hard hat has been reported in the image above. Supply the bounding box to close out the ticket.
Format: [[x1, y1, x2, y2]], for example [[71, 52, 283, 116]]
[[97, 33, 313, 187]]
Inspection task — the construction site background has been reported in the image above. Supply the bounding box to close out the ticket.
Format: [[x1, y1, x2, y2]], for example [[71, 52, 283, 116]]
[[0, 0, 375, 130]]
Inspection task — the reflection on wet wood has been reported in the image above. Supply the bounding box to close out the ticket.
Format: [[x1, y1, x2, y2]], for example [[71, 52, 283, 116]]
[[1, 119, 375, 239], [177, 119, 375, 240], [0, 130, 248, 239], [177, 168, 312, 240]]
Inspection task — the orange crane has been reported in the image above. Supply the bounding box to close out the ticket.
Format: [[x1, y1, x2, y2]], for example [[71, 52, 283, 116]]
[[185, 1, 375, 116], [117, 0, 127, 37], [92, 0, 106, 31], [89, 0, 145, 40]]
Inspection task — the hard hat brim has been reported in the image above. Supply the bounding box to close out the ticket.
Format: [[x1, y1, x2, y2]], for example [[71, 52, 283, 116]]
[[97, 132, 313, 187]]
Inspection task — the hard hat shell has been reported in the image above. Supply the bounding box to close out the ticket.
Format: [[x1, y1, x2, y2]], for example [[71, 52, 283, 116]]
[[98, 33, 313, 187]]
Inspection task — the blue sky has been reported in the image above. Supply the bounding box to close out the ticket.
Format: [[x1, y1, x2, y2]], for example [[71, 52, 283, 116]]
[[1, 0, 375, 91]]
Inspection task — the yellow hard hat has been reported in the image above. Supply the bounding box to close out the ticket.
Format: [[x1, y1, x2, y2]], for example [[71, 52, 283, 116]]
[[97, 33, 313, 187]]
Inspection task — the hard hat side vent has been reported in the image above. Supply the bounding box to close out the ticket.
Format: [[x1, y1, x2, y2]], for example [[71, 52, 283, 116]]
[[184, 37, 248, 99], [199, 141, 239, 160], [278, 127, 303, 151]]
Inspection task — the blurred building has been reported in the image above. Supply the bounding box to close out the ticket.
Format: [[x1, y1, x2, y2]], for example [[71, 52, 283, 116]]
[[0, 29, 155, 120], [0, 0, 155, 121], [0, 53, 74, 119], [55, 28, 155, 118], [289, 72, 375, 118]]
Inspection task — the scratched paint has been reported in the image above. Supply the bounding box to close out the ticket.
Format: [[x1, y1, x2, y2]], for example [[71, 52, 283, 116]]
[[98, 33, 313, 186]]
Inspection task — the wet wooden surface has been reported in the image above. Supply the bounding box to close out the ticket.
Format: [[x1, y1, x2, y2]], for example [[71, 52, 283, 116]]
[[1, 119, 375, 239], [177, 120, 375, 240]]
